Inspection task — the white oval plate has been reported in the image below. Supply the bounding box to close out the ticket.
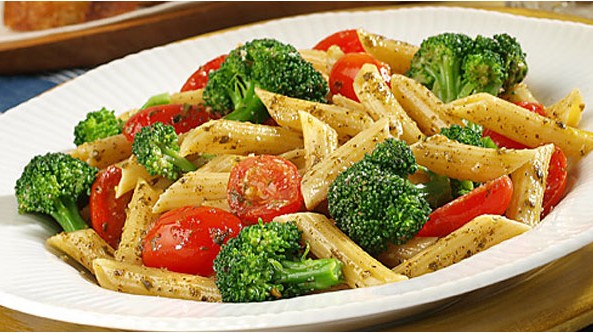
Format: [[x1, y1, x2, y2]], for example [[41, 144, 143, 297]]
[[1, 6, 593, 331]]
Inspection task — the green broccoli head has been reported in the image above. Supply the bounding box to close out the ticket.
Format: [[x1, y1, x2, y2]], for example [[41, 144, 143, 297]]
[[407, 32, 474, 103], [131, 122, 196, 180], [327, 138, 432, 255], [493, 33, 528, 90], [213, 221, 343, 302], [203, 38, 329, 123], [407, 32, 528, 102], [73, 108, 123, 146], [15, 152, 98, 232]]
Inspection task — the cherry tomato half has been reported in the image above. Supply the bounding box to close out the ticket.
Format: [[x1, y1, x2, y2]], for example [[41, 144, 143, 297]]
[[417, 175, 514, 238], [227, 155, 304, 225], [123, 104, 219, 142], [90, 165, 133, 249], [329, 52, 391, 102], [313, 29, 365, 53], [541, 146, 568, 217], [142, 206, 243, 276], [180, 54, 227, 92]]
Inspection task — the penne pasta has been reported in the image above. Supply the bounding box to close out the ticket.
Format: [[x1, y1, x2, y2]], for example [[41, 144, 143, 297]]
[[353, 63, 424, 143], [506, 144, 555, 226], [46, 228, 115, 274], [301, 117, 391, 210], [376, 237, 438, 268], [179, 119, 303, 157], [115, 178, 167, 265], [152, 171, 230, 214], [93, 258, 222, 302], [170, 89, 204, 105], [196, 154, 246, 173], [115, 155, 155, 198], [410, 134, 537, 182], [70, 134, 132, 169], [545, 88, 585, 128], [299, 111, 338, 169], [393, 215, 531, 278], [274, 212, 408, 288], [256, 88, 373, 142], [390, 73, 462, 135], [448, 93, 593, 158], [356, 28, 419, 74], [500, 83, 540, 104]]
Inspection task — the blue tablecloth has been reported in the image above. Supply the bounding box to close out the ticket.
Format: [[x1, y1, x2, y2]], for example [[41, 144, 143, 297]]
[[0, 69, 86, 113]]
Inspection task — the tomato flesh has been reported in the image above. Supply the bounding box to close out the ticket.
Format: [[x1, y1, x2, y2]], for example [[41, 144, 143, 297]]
[[227, 155, 304, 225], [417, 175, 514, 238], [313, 29, 365, 53], [142, 206, 242, 276], [180, 54, 227, 92], [90, 165, 133, 249], [329, 52, 391, 102], [123, 104, 218, 142]]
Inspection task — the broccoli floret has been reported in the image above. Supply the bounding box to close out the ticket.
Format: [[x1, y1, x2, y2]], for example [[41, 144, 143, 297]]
[[203, 38, 329, 123], [327, 138, 435, 255], [73, 108, 123, 146], [15, 152, 98, 232], [493, 33, 528, 91], [439, 123, 498, 197], [407, 32, 528, 103], [131, 122, 196, 180], [213, 221, 344, 302]]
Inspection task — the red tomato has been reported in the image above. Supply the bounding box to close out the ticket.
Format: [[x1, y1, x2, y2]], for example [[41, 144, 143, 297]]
[[123, 104, 219, 142], [142, 206, 242, 276], [481, 101, 568, 217], [313, 29, 365, 53], [227, 155, 304, 225], [417, 175, 514, 238], [180, 54, 227, 92], [541, 146, 568, 217], [90, 165, 133, 249], [329, 53, 391, 102]]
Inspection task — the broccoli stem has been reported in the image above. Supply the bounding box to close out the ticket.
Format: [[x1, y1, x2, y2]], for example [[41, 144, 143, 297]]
[[224, 80, 270, 124], [140, 92, 171, 110], [49, 197, 88, 232], [161, 146, 197, 172], [415, 167, 453, 209], [273, 258, 343, 292]]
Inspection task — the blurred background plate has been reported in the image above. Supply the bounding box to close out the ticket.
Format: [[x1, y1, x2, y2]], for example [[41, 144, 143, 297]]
[[0, 1, 392, 74]]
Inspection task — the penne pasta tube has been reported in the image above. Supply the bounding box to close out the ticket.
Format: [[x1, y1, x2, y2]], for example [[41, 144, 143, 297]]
[[356, 28, 419, 75], [115, 178, 166, 265], [273, 212, 408, 288], [46, 229, 115, 274], [256, 88, 373, 142], [115, 155, 155, 198], [179, 119, 303, 157], [93, 258, 221, 302], [390, 73, 462, 135], [545, 88, 585, 127], [506, 144, 555, 226], [500, 83, 540, 104], [301, 117, 391, 210], [410, 134, 537, 182], [353, 63, 424, 143], [376, 237, 438, 268], [170, 89, 204, 105], [299, 47, 343, 80], [448, 93, 593, 158], [197, 154, 246, 173], [279, 148, 307, 172], [70, 134, 132, 169], [392, 215, 531, 278], [152, 172, 230, 214], [331, 94, 367, 113], [299, 111, 338, 169]]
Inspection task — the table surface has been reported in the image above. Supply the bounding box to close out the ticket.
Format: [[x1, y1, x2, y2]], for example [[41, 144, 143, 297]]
[[3, 1, 593, 331]]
